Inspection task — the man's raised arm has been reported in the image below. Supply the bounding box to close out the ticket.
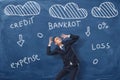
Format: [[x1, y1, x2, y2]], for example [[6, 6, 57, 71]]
[[61, 34, 79, 45], [47, 37, 58, 55]]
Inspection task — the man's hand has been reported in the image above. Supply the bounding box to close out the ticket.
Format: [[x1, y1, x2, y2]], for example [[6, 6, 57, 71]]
[[61, 34, 70, 39], [48, 37, 53, 46]]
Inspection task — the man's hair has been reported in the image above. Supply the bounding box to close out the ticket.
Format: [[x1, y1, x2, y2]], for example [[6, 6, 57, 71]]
[[52, 36, 57, 43]]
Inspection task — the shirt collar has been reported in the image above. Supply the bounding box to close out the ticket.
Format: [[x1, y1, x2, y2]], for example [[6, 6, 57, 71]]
[[59, 44, 64, 49]]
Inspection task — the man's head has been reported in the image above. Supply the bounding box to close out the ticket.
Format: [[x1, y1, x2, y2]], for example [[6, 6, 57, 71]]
[[53, 36, 62, 45]]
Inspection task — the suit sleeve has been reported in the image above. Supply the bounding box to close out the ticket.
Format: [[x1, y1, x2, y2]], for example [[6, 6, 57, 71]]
[[47, 46, 58, 55], [67, 34, 79, 45]]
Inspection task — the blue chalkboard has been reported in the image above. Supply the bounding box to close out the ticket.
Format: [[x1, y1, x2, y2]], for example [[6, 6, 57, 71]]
[[0, 0, 120, 80]]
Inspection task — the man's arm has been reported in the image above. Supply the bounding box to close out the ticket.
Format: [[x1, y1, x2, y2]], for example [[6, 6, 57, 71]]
[[47, 46, 58, 55], [47, 37, 58, 55], [61, 34, 79, 45]]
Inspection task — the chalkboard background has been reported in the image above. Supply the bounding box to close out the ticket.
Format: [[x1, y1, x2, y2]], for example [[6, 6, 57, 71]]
[[0, 0, 120, 80]]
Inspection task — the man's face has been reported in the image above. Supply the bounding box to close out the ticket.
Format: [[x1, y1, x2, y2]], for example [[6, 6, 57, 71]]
[[54, 37, 62, 45]]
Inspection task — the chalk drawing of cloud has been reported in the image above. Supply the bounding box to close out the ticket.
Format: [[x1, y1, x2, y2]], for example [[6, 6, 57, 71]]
[[91, 2, 118, 18], [4, 1, 40, 16], [49, 2, 88, 19]]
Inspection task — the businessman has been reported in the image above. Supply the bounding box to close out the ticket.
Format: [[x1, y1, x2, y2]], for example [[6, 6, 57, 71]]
[[47, 34, 80, 80]]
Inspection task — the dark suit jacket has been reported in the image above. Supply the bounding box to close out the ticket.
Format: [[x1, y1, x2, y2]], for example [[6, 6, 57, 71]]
[[47, 34, 80, 67]]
